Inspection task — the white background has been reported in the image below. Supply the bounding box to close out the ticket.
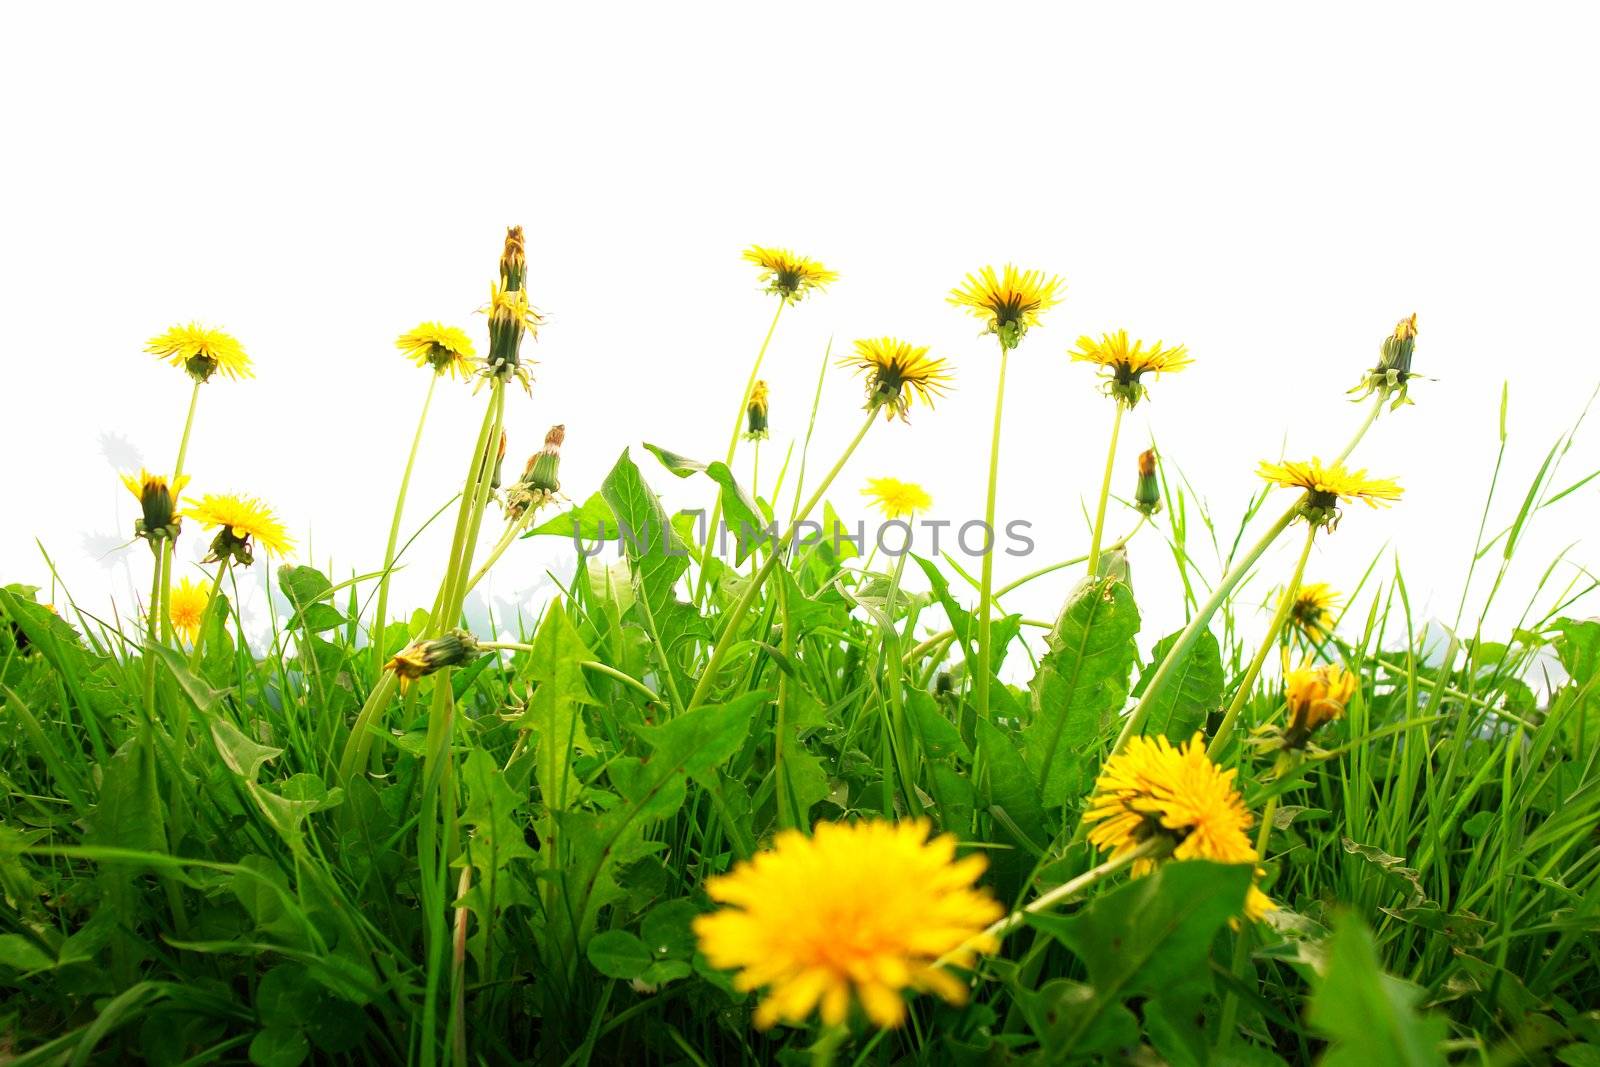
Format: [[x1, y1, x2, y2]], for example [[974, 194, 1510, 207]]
[[3, 3, 1597, 664]]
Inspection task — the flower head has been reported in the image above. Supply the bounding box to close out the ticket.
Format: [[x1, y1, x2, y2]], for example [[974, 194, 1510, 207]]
[[745, 380, 770, 441], [169, 577, 211, 645], [1288, 582, 1341, 642], [947, 264, 1066, 350], [1083, 733, 1274, 920], [145, 323, 253, 383], [694, 819, 1001, 1030], [839, 337, 952, 422], [1351, 312, 1421, 410], [862, 477, 932, 520], [1257, 458, 1403, 529], [184, 493, 293, 566], [396, 322, 477, 379], [506, 425, 565, 519], [1283, 658, 1357, 748], [742, 245, 838, 304], [121, 469, 190, 544], [1070, 330, 1192, 407], [480, 226, 542, 389], [385, 628, 481, 682]]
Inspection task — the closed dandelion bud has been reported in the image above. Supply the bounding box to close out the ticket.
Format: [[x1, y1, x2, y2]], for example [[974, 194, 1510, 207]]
[[1283, 661, 1357, 748], [526, 424, 564, 494], [122, 470, 188, 545], [385, 628, 481, 681], [745, 380, 770, 440], [1351, 313, 1420, 409], [1134, 448, 1161, 515], [490, 431, 508, 491], [483, 225, 543, 386], [499, 225, 526, 291]]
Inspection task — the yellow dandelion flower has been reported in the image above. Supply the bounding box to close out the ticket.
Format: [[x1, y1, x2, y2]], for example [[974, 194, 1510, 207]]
[[395, 322, 477, 379], [862, 477, 932, 520], [839, 337, 953, 422], [693, 819, 1002, 1030], [947, 264, 1066, 349], [120, 469, 190, 543], [1257, 457, 1403, 529], [742, 245, 838, 304], [145, 322, 253, 383], [1288, 582, 1341, 642], [184, 493, 293, 566], [1082, 732, 1275, 919], [169, 577, 211, 645], [1069, 330, 1192, 407], [1283, 658, 1358, 747]]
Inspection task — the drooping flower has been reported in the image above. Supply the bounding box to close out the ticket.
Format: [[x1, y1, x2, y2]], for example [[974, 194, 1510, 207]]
[[947, 264, 1066, 349], [1283, 658, 1357, 748], [1069, 330, 1192, 407], [862, 477, 932, 519], [839, 337, 953, 422], [1257, 458, 1403, 529], [168, 577, 211, 645], [121, 469, 190, 544], [1083, 732, 1274, 920], [385, 628, 481, 682], [693, 819, 1002, 1030], [742, 245, 838, 304], [745, 380, 770, 441], [184, 493, 293, 565], [1288, 582, 1341, 642], [145, 323, 253, 383], [395, 322, 477, 379]]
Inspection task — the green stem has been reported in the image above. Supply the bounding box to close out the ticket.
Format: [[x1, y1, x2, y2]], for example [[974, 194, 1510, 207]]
[[374, 372, 438, 678], [1209, 523, 1317, 756], [687, 408, 877, 711], [974, 341, 1010, 723], [464, 499, 540, 593], [1086, 400, 1126, 575], [157, 381, 203, 644], [142, 549, 162, 713], [995, 515, 1148, 601], [186, 559, 232, 670]]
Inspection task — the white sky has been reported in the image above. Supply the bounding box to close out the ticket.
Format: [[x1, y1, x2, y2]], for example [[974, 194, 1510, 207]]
[[3, 3, 1598, 664]]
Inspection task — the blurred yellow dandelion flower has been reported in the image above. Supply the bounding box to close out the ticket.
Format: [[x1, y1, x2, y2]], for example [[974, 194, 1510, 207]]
[[1284, 658, 1357, 747], [1258, 458, 1402, 528], [1070, 330, 1192, 407], [693, 819, 1002, 1030], [396, 322, 477, 379], [839, 337, 953, 422], [862, 477, 932, 519], [169, 577, 211, 644], [947, 264, 1066, 349], [1083, 732, 1275, 919], [185, 493, 293, 566], [1288, 582, 1341, 642], [742, 245, 838, 304], [121, 469, 189, 543], [145, 323, 253, 383]]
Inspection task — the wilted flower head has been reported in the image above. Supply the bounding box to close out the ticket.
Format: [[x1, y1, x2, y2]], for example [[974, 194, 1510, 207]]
[[1283, 658, 1357, 748], [1134, 448, 1162, 516], [1351, 312, 1421, 410], [1070, 330, 1192, 407], [385, 628, 481, 682], [693, 819, 1002, 1030], [184, 493, 293, 566], [862, 476, 932, 519], [947, 264, 1066, 350], [168, 577, 211, 645], [744, 380, 770, 441], [506, 425, 564, 520], [1083, 732, 1274, 921], [1257, 458, 1403, 530], [396, 322, 476, 379], [1288, 582, 1341, 642], [839, 337, 952, 422], [145, 323, 253, 383], [742, 245, 838, 304], [121, 469, 190, 544]]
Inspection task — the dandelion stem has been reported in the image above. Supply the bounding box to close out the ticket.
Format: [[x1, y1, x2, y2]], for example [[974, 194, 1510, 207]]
[[687, 407, 877, 711], [1086, 400, 1126, 576], [974, 341, 1010, 724], [373, 372, 438, 679], [464, 498, 541, 594], [1209, 522, 1318, 756], [156, 381, 202, 645]]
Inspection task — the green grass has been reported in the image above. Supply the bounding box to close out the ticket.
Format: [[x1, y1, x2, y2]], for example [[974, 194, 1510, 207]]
[[2, 258, 1598, 1066]]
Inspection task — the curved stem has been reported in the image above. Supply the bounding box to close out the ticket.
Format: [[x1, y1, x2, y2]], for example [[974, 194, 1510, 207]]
[[1335, 393, 1385, 465], [995, 515, 1148, 601], [373, 373, 438, 676], [974, 341, 1010, 723], [1086, 400, 1126, 575], [464, 500, 540, 594], [687, 408, 877, 711], [1209, 523, 1318, 756]]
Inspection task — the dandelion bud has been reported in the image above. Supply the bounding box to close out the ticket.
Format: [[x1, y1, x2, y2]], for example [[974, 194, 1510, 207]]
[[1381, 313, 1418, 378], [482, 225, 542, 387], [385, 628, 481, 681], [121, 470, 188, 545], [1282, 661, 1357, 749], [745, 380, 770, 440], [1134, 449, 1161, 515], [499, 225, 526, 290], [490, 431, 508, 491], [526, 424, 564, 494]]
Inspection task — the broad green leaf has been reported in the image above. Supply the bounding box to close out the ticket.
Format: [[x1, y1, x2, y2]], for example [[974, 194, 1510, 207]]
[[1309, 914, 1447, 1067], [518, 604, 595, 815], [211, 717, 284, 781], [600, 449, 691, 615], [640, 898, 701, 959], [0, 933, 54, 973], [705, 461, 772, 565], [526, 491, 618, 540], [587, 929, 653, 979], [1135, 628, 1224, 741], [976, 718, 1049, 898], [906, 689, 969, 761], [1025, 576, 1140, 807], [249, 1027, 309, 1067], [641, 442, 706, 478]]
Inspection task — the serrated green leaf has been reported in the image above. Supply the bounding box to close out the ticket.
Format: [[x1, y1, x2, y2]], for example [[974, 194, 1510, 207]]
[[1309, 914, 1447, 1067], [1135, 628, 1223, 741]]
